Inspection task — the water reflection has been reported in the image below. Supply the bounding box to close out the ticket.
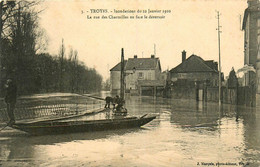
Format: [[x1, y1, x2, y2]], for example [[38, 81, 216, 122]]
[[0, 95, 259, 166]]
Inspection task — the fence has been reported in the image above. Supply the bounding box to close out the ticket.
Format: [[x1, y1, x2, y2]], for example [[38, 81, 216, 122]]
[[168, 87, 197, 100], [166, 85, 256, 107], [0, 95, 105, 122], [206, 86, 255, 106]]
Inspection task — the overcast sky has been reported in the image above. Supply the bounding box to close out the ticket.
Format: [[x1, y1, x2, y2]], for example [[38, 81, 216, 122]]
[[39, 0, 248, 80]]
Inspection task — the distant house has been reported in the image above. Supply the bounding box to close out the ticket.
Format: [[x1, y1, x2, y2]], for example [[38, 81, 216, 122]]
[[110, 55, 165, 96], [166, 51, 220, 100], [169, 51, 219, 87]]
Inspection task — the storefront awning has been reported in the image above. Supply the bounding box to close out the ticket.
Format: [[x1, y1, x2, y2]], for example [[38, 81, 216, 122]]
[[237, 65, 256, 74]]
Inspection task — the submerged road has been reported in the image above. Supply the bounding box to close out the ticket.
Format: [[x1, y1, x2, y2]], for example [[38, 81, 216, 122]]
[[0, 94, 259, 166]]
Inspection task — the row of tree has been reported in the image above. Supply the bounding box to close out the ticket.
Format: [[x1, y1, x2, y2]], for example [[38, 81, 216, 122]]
[[31, 40, 103, 94], [0, 1, 102, 96]]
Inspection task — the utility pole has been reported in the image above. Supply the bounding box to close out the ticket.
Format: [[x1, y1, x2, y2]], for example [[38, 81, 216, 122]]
[[216, 11, 222, 106], [120, 48, 125, 100]]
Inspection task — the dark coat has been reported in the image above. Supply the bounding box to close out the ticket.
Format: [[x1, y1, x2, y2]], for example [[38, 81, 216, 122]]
[[105, 96, 113, 103], [5, 82, 17, 104]]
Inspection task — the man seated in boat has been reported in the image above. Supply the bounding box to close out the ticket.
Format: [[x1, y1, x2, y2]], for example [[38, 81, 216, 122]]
[[115, 96, 127, 113], [113, 95, 119, 110]]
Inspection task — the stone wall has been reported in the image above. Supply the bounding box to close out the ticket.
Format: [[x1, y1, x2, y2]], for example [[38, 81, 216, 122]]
[[206, 87, 219, 103], [169, 87, 197, 100], [206, 86, 255, 106], [206, 87, 237, 104], [167, 85, 256, 107], [170, 72, 219, 87], [237, 86, 256, 107]]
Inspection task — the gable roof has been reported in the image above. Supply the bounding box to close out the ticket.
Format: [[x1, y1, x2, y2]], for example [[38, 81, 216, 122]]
[[125, 58, 160, 71], [204, 60, 218, 71], [169, 55, 218, 73], [110, 57, 161, 71], [110, 60, 127, 71]]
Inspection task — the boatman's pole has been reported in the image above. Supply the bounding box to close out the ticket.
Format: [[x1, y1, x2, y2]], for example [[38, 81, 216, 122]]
[[120, 48, 125, 100]]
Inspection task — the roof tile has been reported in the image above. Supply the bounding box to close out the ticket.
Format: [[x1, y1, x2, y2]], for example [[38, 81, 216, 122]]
[[170, 55, 218, 73], [110, 60, 127, 71], [125, 58, 159, 70]]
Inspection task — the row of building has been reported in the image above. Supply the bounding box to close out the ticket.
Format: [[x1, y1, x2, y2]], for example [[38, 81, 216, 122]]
[[110, 51, 221, 100], [110, 0, 260, 106], [110, 54, 166, 96]]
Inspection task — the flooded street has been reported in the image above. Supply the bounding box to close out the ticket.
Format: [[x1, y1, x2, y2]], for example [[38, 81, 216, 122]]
[[0, 95, 260, 167]]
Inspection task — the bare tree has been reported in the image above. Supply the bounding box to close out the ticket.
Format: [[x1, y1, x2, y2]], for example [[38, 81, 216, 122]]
[[59, 38, 65, 92], [0, 0, 44, 95]]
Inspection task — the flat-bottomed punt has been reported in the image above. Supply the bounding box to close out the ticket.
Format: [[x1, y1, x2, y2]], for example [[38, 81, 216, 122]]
[[10, 114, 156, 135]]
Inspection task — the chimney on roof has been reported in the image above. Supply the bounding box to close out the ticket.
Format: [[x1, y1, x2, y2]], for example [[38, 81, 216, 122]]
[[182, 50, 186, 63], [151, 55, 155, 58], [134, 55, 137, 58]]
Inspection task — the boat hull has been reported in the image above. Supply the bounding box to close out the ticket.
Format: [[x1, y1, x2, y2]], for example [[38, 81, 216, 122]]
[[11, 116, 156, 135]]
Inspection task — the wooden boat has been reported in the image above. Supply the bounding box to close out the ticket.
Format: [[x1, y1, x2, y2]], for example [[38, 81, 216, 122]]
[[10, 114, 156, 135]]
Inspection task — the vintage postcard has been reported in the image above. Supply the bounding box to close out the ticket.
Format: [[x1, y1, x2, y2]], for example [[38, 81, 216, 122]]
[[0, 0, 259, 166]]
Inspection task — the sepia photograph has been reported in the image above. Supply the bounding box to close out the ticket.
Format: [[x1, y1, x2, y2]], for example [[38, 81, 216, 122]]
[[0, 0, 259, 166]]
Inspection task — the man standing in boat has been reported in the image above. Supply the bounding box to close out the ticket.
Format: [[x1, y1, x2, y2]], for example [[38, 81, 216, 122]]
[[104, 96, 113, 108], [4, 79, 17, 125]]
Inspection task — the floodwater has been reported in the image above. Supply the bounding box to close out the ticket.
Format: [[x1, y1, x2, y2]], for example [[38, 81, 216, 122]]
[[0, 95, 259, 167]]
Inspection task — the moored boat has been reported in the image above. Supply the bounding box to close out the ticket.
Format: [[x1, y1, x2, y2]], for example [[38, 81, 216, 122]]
[[10, 114, 156, 135]]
